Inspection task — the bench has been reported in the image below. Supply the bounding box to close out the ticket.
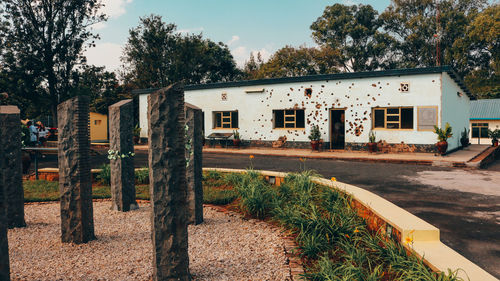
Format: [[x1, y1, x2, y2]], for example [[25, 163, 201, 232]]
[[206, 132, 233, 148]]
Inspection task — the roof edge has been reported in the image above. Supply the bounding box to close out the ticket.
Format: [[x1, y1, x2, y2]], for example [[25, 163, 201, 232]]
[[131, 66, 474, 98]]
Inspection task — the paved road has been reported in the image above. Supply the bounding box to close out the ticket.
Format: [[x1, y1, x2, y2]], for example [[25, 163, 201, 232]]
[[33, 150, 500, 278]]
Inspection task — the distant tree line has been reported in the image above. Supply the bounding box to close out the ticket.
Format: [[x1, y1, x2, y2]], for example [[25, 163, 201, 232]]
[[0, 0, 498, 123]]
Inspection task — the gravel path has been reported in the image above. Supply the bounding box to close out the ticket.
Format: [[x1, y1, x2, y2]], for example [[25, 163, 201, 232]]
[[8, 202, 290, 280]]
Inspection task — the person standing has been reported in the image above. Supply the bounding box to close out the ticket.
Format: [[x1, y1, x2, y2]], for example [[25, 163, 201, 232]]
[[27, 121, 38, 146], [37, 122, 49, 146]]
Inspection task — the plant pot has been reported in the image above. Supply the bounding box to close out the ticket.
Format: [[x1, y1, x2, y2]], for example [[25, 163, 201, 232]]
[[367, 142, 377, 153], [436, 141, 448, 155], [233, 139, 241, 147], [460, 138, 469, 147], [133, 135, 140, 144], [493, 139, 499, 147], [310, 140, 320, 151]]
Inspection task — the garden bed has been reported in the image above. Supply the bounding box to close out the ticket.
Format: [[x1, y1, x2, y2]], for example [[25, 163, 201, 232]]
[[202, 169, 466, 281]]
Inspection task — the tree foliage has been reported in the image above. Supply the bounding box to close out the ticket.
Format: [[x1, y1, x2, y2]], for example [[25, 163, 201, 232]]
[[71, 65, 132, 114], [121, 14, 240, 88], [243, 46, 341, 79], [310, 4, 394, 72], [0, 0, 106, 121]]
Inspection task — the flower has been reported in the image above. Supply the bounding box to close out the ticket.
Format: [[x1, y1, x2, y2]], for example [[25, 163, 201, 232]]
[[405, 236, 413, 244], [331, 177, 337, 181], [354, 227, 359, 233], [249, 155, 254, 159], [345, 234, 350, 239], [299, 157, 305, 162]]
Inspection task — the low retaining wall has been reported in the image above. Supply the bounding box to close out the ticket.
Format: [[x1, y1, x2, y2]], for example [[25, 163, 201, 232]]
[[204, 167, 497, 281]]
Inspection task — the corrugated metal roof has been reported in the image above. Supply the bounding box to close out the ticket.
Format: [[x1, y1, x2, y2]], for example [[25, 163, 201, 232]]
[[470, 99, 500, 120]]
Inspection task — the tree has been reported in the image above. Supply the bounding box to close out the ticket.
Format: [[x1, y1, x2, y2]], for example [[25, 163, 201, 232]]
[[310, 3, 393, 72], [244, 45, 341, 79], [0, 0, 106, 122], [461, 4, 500, 98], [121, 14, 240, 88], [380, 0, 487, 73], [71, 65, 130, 114]]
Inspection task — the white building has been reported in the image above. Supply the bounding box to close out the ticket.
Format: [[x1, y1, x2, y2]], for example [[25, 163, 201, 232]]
[[470, 99, 500, 145], [138, 66, 472, 153]]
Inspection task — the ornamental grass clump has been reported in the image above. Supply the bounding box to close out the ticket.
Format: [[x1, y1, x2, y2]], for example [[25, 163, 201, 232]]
[[235, 173, 275, 219]]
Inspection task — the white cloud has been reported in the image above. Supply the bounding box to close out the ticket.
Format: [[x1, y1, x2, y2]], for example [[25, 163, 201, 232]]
[[84, 42, 123, 72], [100, 0, 133, 18], [227, 35, 240, 46], [94, 0, 133, 29], [231, 45, 272, 68]]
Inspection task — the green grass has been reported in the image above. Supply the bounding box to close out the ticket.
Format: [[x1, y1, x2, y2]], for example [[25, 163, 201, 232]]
[[203, 186, 238, 205], [23, 180, 149, 202], [23, 180, 59, 202]]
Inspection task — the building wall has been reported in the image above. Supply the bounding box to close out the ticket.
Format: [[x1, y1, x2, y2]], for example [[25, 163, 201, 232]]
[[139, 94, 148, 138], [469, 119, 500, 145], [140, 73, 446, 147], [441, 73, 471, 151], [89, 112, 108, 142]]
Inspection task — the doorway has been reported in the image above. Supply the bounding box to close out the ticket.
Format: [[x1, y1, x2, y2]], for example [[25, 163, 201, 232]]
[[330, 109, 345, 149]]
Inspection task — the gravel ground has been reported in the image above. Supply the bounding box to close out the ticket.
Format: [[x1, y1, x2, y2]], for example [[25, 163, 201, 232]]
[[8, 202, 290, 281]]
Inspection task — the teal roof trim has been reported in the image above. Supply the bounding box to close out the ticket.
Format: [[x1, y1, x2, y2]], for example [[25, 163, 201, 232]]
[[470, 99, 500, 120]]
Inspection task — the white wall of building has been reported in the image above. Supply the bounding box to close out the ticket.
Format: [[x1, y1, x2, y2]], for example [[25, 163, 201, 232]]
[[469, 120, 500, 145], [441, 73, 471, 151], [140, 73, 449, 147]]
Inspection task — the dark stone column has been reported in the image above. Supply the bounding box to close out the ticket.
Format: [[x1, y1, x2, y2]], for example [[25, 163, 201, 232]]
[[148, 84, 190, 281], [0, 106, 25, 228], [58, 96, 95, 244], [185, 103, 203, 225], [0, 107, 12, 280], [109, 99, 138, 212]]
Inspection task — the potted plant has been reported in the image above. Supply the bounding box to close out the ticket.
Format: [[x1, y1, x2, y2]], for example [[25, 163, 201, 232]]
[[460, 127, 469, 147], [308, 125, 321, 151], [433, 122, 453, 155], [367, 131, 377, 153], [133, 124, 141, 144], [488, 129, 500, 147], [233, 130, 241, 147]]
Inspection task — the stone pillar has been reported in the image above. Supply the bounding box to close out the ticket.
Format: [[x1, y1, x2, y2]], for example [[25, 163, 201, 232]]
[[0, 107, 11, 280], [148, 84, 190, 281], [58, 96, 95, 244], [185, 103, 203, 225], [109, 99, 138, 212], [0, 105, 25, 228]]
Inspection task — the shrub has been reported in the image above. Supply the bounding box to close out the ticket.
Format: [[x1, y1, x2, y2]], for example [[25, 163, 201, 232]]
[[96, 164, 111, 185], [135, 168, 149, 184]]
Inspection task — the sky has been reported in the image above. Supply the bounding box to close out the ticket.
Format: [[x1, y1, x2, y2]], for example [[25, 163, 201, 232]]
[[85, 0, 392, 72]]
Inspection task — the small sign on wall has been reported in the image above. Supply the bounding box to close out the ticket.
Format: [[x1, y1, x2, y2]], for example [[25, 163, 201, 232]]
[[221, 92, 227, 101], [417, 106, 438, 131]]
